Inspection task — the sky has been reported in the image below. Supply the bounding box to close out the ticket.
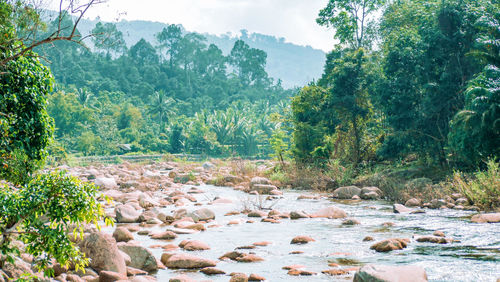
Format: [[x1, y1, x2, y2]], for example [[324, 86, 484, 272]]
[[47, 0, 336, 52]]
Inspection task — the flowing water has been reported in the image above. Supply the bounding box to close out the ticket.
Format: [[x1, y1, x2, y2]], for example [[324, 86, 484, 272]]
[[108, 184, 500, 281]]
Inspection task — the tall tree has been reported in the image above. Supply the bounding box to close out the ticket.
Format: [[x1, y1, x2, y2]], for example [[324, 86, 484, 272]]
[[317, 0, 386, 48]]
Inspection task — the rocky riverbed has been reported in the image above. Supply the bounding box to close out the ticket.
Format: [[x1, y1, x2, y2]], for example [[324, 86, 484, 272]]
[[2, 161, 499, 282]]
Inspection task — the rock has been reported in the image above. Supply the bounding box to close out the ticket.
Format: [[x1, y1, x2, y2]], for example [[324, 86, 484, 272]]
[[311, 206, 347, 218], [113, 227, 134, 242], [150, 231, 177, 240], [129, 276, 157, 282], [455, 197, 468, 205], [250, 184, 278, 194], [202, 162, 216, 170], [118, 244, 158, 272], [94, 177, 117, 190], [332, 186, 361, 199], [169, 274, 195, 282], [248, 274, 266, 281], [248, 210, 268, 218], [167, 227, 198, 234], [433, 230, 445, 237], [250, 176, 271, 186], [229, 273, 248, 282], [430, 199, 446, 209], [98, 271, 127, 282], [181, 240, 210, 251], [290, 211, 309, 219], [291, 235, 315, 244], [353, 264, 428, 282], [360, 187, 382, 199], [224, 174, 244, 184], [253, 241, 271, 246], [119, 250, 131, 266], [471, 213, 500, 223], [187, 208, 215, 222], [288, 269, 316, 276], [297, 194, 320, 200], [115, 204, 141, 223], [236, 254, 264, 262], [363, 236, 375, 242], [127, 266, 148, 276], [415, 236, 452, 244], [370, 238, 410, 252], [79, 232, 127, 275], [405, 198, 422, 207], [322, 269, 348, 276], [1, 258, 33, 279], [139, 193, 159, 209], [342, 218, 360, 225], [393, 204, 412, 213], [185, 223, 206, 231], [200, 267, 226, 275], [161, 253, 217, 269]]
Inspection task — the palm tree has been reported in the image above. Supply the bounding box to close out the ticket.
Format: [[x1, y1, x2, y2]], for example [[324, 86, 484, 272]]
[[76, 88, 93, 108], [149, 90, 176, 133]]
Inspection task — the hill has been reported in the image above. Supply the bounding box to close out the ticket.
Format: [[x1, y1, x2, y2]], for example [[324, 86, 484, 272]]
[[75, 18, 326, 88]]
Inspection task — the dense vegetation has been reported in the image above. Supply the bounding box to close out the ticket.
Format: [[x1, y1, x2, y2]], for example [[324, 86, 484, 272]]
[[0, 0, 108, 276], [292, 0, 499, 171], [35, 15, 293, 159]]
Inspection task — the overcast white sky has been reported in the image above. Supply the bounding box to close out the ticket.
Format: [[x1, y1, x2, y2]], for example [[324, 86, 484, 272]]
[[48, 0, 336, 52]]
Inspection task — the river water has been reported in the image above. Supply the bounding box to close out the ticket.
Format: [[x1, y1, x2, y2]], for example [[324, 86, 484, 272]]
[[110, 184, 500, 281]]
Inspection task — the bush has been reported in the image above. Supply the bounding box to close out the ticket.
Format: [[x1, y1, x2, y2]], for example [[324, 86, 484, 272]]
[[0, 171, 110, 276], [452, 159, 500, 210]]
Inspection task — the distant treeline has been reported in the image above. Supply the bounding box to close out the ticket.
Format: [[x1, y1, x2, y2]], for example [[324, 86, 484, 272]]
[[37, 16, 293, 158]]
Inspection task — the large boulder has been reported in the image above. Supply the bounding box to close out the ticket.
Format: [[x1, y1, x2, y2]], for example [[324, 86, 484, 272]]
[[79, 232, 127, 275], [118, 244, 158, 272], [405, 198, 422, 207], [353, 264, 428, 282], [186, 208, 215, 222], [161, 253, 217, 269], [1, 258, 33, 280], [311, 206, 347, 219], [360, 187, 383, 200], [94, 177, 117, 190], [471, 213, 500, 223], [113, 227, 134, 242], [393, 204, 412, 213], [332, 186, 361, 199], [115, 204, 141, 223], [98, 271, 127, 282]]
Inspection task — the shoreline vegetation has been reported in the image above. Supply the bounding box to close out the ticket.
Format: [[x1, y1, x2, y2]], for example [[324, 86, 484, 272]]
[[53, 155, 500, 212]]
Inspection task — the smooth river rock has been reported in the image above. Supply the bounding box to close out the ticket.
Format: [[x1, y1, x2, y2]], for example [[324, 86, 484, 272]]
[[332, 186, 361, 199], [311, 206, 347, 218], [115, 204, 141, 223], [353, 264, 428, 282], [79, 232, 127, 275], [370, 238, 410, 252], [161, 253, 217, 269], [471, 213, 500, 223]]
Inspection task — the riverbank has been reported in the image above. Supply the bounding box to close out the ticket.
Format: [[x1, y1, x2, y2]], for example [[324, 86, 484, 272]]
[[1, 159, 499, 281]]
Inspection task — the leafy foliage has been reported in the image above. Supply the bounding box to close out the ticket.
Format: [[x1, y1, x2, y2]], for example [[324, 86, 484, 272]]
[[0, 172, 108, 275]]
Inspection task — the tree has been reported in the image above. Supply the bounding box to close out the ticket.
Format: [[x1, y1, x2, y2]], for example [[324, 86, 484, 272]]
[[229, 40, 268, 86], [0, 0, 106, 68], [149, 90, 176, 133], [448, 65, 500, 167], [317, 0, 386, 48], [91, 22, 126, 56], [156, 24, 183, 65], [129, 38, 159, 65]]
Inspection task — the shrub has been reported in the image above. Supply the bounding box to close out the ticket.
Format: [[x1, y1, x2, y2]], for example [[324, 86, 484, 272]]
[[0, 171, 110, 276], [452, 159, 500, 210]]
